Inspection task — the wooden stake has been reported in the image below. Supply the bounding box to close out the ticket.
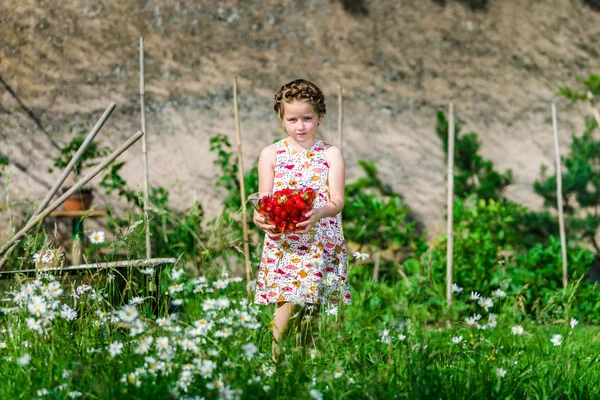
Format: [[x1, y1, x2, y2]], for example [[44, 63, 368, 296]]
[[446, 103, 455, 308], [233, 76, 252, 288], [36, 103, 116, 214], [337, 84, 343, 151], [0, 131, 144, 258], [0, 104, 117, 269], [140, 37, 152, 260], [552, 104, 568, 291]]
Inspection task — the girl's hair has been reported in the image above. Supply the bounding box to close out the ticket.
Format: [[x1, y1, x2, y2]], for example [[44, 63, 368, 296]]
[[274, 79, 326, 119]]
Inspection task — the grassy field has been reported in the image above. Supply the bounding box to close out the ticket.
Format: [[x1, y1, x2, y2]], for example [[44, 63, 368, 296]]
[[1, 253, 599, 400]]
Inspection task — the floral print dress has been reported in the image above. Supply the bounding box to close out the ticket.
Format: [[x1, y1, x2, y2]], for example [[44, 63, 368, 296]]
[[254, 138, 352, 306]]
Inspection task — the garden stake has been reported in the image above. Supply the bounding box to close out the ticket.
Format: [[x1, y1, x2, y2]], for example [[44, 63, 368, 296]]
[[0, 131, 144, 259], [36, 102, 116, 215], [0, 103, 117, 269], [233, 76, 252, 289], [446, 103, 455, 310], [552, 104, 568, 291], [338, 84, 343, 151], [140, 37, 152, 260]]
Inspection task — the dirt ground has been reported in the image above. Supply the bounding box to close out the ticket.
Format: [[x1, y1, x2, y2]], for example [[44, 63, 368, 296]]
[[1, 0, 600, 243]]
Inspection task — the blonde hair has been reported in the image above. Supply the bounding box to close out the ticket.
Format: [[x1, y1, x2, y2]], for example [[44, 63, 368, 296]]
[[274, 79, 326, 120]]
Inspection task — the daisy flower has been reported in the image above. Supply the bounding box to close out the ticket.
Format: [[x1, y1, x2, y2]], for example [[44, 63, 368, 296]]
[[511, 325, 524, 335], [88, 231, 105, 244]]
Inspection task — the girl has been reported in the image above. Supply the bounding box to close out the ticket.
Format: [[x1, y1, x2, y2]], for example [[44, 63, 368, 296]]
[[253, 79, 351, 357]]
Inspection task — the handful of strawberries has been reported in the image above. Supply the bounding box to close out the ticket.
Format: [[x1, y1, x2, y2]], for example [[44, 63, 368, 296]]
[[251, 187, 317, 233]]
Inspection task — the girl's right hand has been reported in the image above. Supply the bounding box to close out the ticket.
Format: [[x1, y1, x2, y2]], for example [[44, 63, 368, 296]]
[[253, 210, 281, 239]]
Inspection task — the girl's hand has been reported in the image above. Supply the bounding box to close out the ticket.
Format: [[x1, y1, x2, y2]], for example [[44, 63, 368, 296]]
[[253, 210, 281, 239], [295, 208, 321, 235]]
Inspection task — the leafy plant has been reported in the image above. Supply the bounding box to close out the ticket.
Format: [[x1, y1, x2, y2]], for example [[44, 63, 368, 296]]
[[50, 119, 111, 177], [534, 116, 600, 253], [435, 110, 513, 201], [343, 160, 426, 279]]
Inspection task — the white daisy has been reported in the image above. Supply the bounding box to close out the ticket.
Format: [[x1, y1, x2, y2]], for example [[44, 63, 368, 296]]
[[511, 325, 524, 335], [452, 336, 463, 344], [88, 231, 105, 244], [550, 334, 563, 347], [496, 368, 507, 378]]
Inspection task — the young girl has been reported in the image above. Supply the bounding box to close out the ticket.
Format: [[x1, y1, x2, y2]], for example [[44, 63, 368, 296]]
[[253, 79, 351, 355]]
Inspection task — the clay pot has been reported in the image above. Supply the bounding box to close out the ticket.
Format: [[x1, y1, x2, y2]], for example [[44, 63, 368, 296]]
[[63, 188, 94, 211]]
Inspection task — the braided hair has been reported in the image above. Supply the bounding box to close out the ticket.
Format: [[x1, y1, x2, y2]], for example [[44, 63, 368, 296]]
[[274, 79, 326, 120]]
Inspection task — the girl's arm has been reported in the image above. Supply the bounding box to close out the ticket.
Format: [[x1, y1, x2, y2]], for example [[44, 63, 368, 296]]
[[253, 144, 280, 238], [296, 145, 345, 234]]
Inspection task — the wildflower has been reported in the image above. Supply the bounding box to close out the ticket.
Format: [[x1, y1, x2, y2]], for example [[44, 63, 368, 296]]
[[17, 353, 31, 366], [379, 329, 391, 344], [37, 389, 49, 396], [511, 325, 524, 335], [492, 289, 506, 298], [199, 359, 217, 378], [67, 392, 83, 398], [88, 231, 105, 244], [496, 368, 507, 378], [129, 296, 144, 305], [488, 313, 498, 329], [451, 283, 463, 294], [469, 291, 481, 301], [334, 367, 343, 378], [398, 334, 407, 341], [352, 251, 370, 261], [213, 279, 229, 290], [26, 318, 43, 334], [171, 268, 185, 280], [0, 342, 6, 349], [452, 336, 463, 344], [309, 389, 323, 400], [140, 267, 155, 276], [41, 251, 54, 264], [465, 316, 477, 327], [46, 281, 63, 298], [118, 305, 138, 323], [169, 284, 184, 294], [172, 299, 183, 306], [241, 342, 258, 359], [477, 297, 494, 312], [108, 341, 123, 358], [551, 334, 563, 347], [60, 304, 77, 321], [28, 296, 47, 317], [570, 318, 578, 329], [32, 253, 41, 263], [325, 306, 338, 316]]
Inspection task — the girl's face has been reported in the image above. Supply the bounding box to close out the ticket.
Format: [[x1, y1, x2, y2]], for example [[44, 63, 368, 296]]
[[282, 100, 321, 147]]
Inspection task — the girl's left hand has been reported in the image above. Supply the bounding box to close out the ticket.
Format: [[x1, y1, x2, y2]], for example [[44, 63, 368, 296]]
[[295, 208, 321, 234]]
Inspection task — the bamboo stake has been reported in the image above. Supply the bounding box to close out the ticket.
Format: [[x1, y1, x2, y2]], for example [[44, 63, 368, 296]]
[[337, 84, 343, 151], [0, 257, 177, 276], [36, 103, 116, 214], [233, 76, 252, 288], [446, 103, 455, 308], [0, 103, 117, 269], [140, 37, 152, 260], [552, 104, 568, 291], [0, 131, 144, 257]]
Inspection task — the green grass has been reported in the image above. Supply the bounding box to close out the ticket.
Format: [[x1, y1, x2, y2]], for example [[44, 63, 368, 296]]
[[0, 262, 599, 400]]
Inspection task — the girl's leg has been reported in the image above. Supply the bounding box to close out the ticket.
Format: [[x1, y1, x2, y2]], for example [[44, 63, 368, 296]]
[[272, 302, 293, 361]]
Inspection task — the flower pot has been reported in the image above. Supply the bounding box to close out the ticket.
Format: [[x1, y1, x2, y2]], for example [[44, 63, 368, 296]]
[[63, 188, 94, 211]]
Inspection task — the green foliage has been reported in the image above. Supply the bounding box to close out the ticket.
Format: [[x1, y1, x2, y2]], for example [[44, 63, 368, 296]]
[[0, 155, 8, 178], [534, 116, 600, 251], [209, 134, 258, 213], [510, 236, 598, 323], [105, 185, 206, 266], [435, 110, 513, 201], [343, 160, 426, 258], [557, 74, 600, 101], [50, 120, 111, 176]]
